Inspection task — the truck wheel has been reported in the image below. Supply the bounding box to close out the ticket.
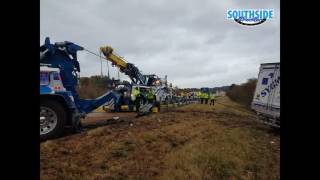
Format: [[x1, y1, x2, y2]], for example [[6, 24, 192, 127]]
[[40, 100, 66, 141]]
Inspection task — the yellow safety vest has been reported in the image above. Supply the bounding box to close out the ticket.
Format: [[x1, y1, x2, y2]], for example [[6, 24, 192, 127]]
[[132, 89, 140, 97], [147, 91, 154, 99], [210, 94, 216, 100]]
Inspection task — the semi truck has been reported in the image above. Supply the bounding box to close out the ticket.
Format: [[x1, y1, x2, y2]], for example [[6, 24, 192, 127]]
[[251, 62, 280, 128], [102, 74, 170, 112], [98, 46, 171, 113]]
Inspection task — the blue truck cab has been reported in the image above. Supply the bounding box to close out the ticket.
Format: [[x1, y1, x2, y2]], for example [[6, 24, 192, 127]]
[[40, 65, 79, 140], [40, 37, 119, 140]]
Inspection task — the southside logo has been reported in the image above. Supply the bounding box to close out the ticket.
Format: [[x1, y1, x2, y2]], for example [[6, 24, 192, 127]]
[[227, 9, 273, 26]]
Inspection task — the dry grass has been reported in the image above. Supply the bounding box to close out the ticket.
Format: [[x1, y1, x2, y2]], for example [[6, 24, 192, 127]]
[[40, 96, 279, 180]]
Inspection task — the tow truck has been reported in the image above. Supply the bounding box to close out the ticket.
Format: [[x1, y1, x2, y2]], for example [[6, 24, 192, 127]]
[[40, 38, 169, 140], [99, 46, 171, 113]]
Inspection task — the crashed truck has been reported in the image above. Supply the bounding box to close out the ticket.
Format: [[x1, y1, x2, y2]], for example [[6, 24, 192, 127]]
[[251, 62, 280, 128], [98, 45, 172, 112], [40, 38, 170, 140]]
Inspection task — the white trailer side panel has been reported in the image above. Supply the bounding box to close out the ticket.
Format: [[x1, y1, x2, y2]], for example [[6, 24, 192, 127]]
[[251, 63, 280, 126]]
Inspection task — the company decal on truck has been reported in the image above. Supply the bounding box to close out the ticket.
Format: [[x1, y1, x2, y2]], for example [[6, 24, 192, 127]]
[[260, 75, 280, 97]]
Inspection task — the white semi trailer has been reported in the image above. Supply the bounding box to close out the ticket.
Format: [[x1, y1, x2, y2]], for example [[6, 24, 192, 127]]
[[251, 62, 280, 128]]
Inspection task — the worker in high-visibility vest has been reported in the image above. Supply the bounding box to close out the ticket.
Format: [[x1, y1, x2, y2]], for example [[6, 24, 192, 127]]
[[132, 87, 141, 112], [197, 91, 202, 104], [209, 93, 216, 106], [203, 92, 209, 104], [201, 92, 205, 104], [198, 91, 203, 104], [147, 89, 155, 104]]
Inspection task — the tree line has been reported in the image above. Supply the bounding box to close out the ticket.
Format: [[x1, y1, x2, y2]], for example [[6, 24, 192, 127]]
[[77, 76, 111, 99], [226, 78, 257, 108]]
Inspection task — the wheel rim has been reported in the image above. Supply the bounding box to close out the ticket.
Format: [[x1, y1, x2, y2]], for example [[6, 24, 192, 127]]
[[40, 107, 58, 135]]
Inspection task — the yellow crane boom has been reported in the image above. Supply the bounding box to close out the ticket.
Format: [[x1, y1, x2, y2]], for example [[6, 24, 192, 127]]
[[100, 46, 127, 70], [99, 46, 147, 85]]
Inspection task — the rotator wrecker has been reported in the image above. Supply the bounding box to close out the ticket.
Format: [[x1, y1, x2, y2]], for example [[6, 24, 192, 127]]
[[40, 37, 169, 140], [99, 46, 171, 113]]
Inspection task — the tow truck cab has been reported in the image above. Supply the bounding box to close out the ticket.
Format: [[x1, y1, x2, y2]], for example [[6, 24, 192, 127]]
[[40, 65, 77, 140]]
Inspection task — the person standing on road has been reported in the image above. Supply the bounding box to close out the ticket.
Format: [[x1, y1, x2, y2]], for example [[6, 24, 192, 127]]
[[139, 89, 147, 105], [210, 93, 216, 106], [132, 87, 141, 112], [203, 92, 209, 104], [199, 91, 204, 104], [147, 89, 155, 105]]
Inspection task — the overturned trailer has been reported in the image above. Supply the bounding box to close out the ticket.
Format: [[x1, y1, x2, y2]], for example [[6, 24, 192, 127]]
[[251, 62, 280, 128]]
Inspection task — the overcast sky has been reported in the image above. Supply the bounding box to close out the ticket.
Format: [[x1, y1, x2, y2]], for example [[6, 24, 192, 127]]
[[40, 0, 279, 88]]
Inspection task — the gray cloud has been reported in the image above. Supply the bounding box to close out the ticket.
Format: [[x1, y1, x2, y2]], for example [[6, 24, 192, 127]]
[[41, 0, 279, 88]]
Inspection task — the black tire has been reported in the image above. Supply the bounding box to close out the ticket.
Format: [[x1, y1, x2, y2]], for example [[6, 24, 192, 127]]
[[40, 100, 67, 141]]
